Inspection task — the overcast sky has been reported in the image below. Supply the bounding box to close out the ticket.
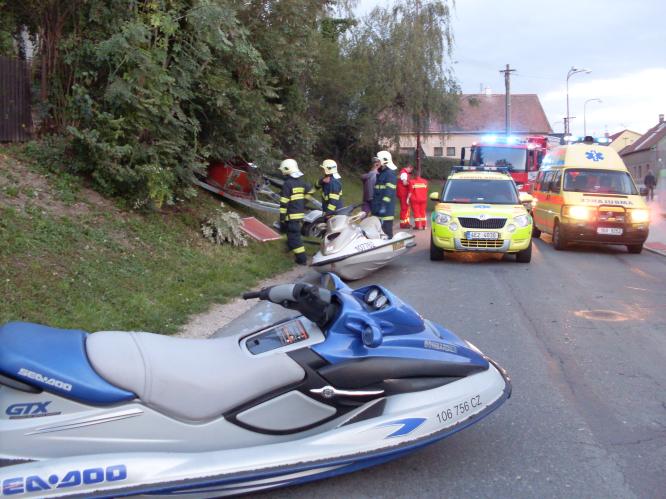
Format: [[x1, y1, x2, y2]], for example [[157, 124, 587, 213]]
[[356, 0, 666, 136]]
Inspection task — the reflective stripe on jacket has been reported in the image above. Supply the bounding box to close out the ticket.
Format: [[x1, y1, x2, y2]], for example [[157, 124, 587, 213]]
[[316, 176, 343, 215], [280, 177, 314, 222], [371, 167, 397, 221]]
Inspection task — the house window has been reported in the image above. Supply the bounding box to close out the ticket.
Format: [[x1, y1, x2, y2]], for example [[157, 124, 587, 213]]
[[400, 147, 415, 157], [446, 147, 456, 157], [434, 147, 443, 157]]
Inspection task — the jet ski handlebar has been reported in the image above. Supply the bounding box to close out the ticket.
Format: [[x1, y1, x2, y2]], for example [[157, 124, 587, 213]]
[[242, 283, 337, 327]]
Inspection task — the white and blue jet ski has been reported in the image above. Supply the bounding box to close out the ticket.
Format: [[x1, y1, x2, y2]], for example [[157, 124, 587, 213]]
[[311, 214, 416, 280], [0, 273, 510, 498]]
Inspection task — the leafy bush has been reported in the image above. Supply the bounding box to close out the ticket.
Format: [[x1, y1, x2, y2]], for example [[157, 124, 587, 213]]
[[201, 206, 248, 247]]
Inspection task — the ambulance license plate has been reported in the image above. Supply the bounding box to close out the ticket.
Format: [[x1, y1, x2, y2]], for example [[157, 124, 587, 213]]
[[597, 227, 623, 235], [392, 240, 405, 250], [466, 231, 499, 240]]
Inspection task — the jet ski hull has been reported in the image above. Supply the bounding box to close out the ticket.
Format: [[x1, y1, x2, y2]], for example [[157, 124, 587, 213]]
[[311, 232, 416, 280], [0, 362, 509, 498]]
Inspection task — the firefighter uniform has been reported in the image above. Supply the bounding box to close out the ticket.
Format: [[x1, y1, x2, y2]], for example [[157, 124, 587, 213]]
[[372, 166, 397, 239], [315, 176, 343, 216], [408, 176, 429, 230], [279, 176, 312, 264], [397, 167, 413, 228]]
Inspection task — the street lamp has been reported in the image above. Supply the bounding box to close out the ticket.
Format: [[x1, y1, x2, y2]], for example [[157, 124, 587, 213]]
[[566, 67, 591, 135], [583, 98, 602, 136]]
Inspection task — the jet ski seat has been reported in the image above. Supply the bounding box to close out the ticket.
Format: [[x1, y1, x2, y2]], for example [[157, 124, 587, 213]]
[[86, 331, 305, 421], [359, 216, 386, 240]]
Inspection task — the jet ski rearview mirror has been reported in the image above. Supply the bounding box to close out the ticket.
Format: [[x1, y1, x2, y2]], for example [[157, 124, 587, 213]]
[[343, 312, 383, 348], [242, 283, 338, 328]]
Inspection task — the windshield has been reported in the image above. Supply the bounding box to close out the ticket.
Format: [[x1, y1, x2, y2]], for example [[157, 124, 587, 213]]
[[442, 179, 520, 204], [563, 169, 638, 195], [472, 146, 527, 171]]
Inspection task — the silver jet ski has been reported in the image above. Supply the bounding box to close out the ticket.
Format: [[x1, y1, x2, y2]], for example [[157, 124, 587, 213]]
[[311, 214, 416, 280], [0, 274, 510, 498]]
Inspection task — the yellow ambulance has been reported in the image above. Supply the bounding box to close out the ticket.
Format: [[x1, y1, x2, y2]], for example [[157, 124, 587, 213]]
[[531, 138, 650, 253]]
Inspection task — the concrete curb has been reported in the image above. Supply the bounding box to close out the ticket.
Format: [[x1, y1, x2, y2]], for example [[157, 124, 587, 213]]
[[644, 245, 666, 258]]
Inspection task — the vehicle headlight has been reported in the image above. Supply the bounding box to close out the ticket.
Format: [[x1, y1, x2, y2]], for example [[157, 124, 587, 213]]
[[434, 212, 452, 225], [513, 214, 530, 227], [449, 222, 459, 231], [566, 205, 591, 220], [630, 209, 649, 223], [506, 224, 516, 233]]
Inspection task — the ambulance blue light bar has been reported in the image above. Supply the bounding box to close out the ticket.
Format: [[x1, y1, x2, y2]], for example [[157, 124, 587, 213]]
[[479, 135, 524, 145], [452, 166, 510, 174], [564, 135, 612, 145]]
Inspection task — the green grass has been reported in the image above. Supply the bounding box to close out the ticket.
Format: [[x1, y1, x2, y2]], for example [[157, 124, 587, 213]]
[[0, 159, 293, 334]]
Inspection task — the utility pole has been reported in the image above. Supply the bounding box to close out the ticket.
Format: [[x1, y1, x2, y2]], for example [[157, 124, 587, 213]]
[[500, 64, 516, 135]]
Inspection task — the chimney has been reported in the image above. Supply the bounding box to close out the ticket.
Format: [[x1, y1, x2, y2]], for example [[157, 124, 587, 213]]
[[660, 114, 664, 124]]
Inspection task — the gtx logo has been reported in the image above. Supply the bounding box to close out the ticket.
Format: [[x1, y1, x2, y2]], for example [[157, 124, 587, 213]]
[[1, 464, 127, 496], [6, 402, 52, 417], [16, 368, 72, 392]]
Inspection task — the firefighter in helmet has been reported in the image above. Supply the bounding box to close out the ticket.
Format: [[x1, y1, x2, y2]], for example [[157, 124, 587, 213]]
[[408, 173, 429, 230], [397, 164, 414, 228], [278, 159, 312, 265], [371, 150, 398, 238], [315, 159, 343, 217]]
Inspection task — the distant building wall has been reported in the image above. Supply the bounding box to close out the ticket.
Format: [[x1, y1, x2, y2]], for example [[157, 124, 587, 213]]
[[623, 137, 666, 183], [397, 132, 539, 160], [609, 130, 641, 152]]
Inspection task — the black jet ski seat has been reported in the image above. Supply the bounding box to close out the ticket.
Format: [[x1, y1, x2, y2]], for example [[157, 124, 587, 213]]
[[86, 331, 305, 421]]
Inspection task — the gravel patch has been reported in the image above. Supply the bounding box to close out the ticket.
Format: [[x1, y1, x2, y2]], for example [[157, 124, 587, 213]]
[[177, 266, 315, 338]]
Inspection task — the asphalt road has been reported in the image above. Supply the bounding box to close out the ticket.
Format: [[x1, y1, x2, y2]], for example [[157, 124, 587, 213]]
[[248, 231, 666, 499]]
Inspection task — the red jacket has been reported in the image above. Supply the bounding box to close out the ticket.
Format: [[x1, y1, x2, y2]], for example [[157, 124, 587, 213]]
[[408, 177, 428, 202], [397, 168, 412, 198]]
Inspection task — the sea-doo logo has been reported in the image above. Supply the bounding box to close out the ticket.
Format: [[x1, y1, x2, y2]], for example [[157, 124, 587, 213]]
[[16, 368, 72, 392], [5, 402, 60, 420], [1, 465, 127, 496], [424, 339, 457, 353]]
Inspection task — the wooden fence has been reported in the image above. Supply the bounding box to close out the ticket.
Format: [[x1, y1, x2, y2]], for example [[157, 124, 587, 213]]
[[0, 56, 33, 142]]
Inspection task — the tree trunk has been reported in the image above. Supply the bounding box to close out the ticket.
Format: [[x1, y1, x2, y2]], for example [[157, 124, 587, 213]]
[[416, 129, 422, 177]]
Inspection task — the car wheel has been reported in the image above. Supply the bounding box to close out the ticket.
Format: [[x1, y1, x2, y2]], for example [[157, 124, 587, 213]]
[[532, 225, 541, 239], [430, 235, 444, 261], [516, 240, 532, 263], [627, 244, 643, 254], [552, 220, 567, 251]]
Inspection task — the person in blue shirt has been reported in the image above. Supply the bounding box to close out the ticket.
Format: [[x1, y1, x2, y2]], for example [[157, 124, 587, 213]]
[[371, 150, 398, 238], [315, 159, 343, 217]]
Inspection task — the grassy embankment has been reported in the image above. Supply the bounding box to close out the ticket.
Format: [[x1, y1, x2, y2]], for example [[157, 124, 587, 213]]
[[0, 146, 293, 334]]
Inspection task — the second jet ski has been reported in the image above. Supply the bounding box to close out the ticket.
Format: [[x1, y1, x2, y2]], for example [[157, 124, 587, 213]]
[[311, 213, 416, 280]]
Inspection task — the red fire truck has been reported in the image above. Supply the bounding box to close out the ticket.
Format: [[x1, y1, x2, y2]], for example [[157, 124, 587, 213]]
[[463, 135, 557, 191]]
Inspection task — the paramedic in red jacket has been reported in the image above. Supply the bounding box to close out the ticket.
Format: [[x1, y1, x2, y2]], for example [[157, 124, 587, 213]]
[[408, 175, 429, 230], [397, 164, 414, 228]]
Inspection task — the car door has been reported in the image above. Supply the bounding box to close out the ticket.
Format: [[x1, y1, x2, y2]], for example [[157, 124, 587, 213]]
[[533, 171, 553, 233], [547, 170, 563, 231]]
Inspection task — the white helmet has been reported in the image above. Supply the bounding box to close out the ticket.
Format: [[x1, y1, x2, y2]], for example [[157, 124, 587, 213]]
[[376, 150, 397, 170], [279, 158, 303, 178], [320, 159, 341, 179]]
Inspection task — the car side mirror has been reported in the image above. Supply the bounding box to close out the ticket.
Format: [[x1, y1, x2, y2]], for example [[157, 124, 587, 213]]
[[429, 192, 440, 201], [519, 192, 533, 209]]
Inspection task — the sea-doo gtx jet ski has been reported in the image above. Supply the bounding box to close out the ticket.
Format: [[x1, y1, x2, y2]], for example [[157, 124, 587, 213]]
[[0, 273, 510, 498], [311, 213, 416, 280]]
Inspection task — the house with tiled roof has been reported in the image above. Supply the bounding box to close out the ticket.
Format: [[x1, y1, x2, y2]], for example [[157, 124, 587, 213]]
[[607, 129, 642, 153], [397, 93, 553, 159], [620, 115, 666, 182]]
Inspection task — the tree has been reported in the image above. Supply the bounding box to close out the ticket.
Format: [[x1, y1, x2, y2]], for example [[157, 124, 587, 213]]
[[357, 0, 459, 175]]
